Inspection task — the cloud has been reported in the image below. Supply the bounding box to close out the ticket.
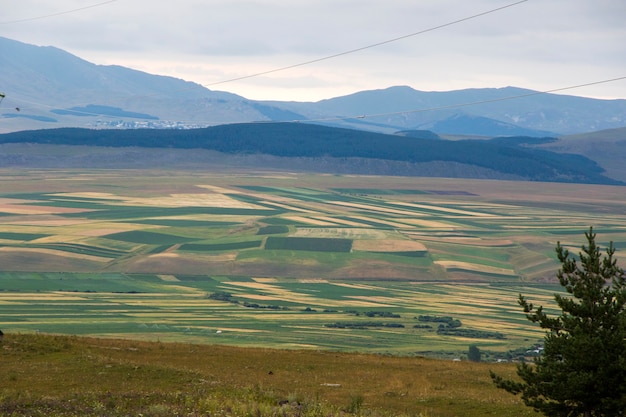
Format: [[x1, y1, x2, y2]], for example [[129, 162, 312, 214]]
[[2, 0, 625, 101]]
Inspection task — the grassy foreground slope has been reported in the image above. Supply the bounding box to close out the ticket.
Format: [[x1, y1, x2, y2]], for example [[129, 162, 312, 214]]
[[0, 333, 534, 417]]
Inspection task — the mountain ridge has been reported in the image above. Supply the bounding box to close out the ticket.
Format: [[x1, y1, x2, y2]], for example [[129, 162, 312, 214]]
[[2, 36, 625, 135]]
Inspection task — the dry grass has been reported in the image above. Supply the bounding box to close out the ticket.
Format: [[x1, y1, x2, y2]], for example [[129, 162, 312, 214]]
[[0, 333, 535, 417]]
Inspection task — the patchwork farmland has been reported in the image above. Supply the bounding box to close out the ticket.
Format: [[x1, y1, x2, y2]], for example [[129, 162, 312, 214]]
[[1, 169, 625, 356]]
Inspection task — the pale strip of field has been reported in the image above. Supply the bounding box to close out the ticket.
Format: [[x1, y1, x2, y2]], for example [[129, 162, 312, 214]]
[[157, 275, 180, 282], [128, 193, 262, 209], [281, 343, 322, 349], [147, 252, 238, 262], [0, 293, 88, 301], [109, 302, 215, 308], [224, 281, 386, 307], [330, 282, 386, 291], [435, 293, 519, 306], [411, 290, 547, 314], [440, 285, 558, 303], [59, 221, 162, 236], [327, 201, 426, 216], [391, 201, 497, 217], [352, 239, 427, 252], [159, 284, 205, 294], [0, 204, 91, 215], [408, 234, 515, 246], [195, 185, 243, 194], [0, 198, 43, 205], [461, 319, 533, 332], [56, 191, 262, 209], [282, 216, 337, 226], [287, 327, 374, 340], [213, 327, 267, 333], [253, 277, 278, 283], [72, 228, 140, 237], [293, 228, 390, 239], [225, 282, 322, 305], [228, 313, 322, 321], [0, 224, 50, 234], [95, 292, 188, 298], [0, 247, 111, 263], [3, 219, 90, 227], [149, 318, 223, 323], [312, 216, 371, 227], [239, 294, 281, 301], [259, 201, 314, 213], [348, 215, 413, 228], [53, 192, 115, 199], [149, 214, 264, 223], [29, 232, 125, 244], [2, 221, 131, 238], [298, 279, 329, 283], [341, 296, 401, 307], [434, 260, 516, 275], [392, 218, 455, 228], [223, 281, 297, 291], [500, 225, 577, 229], [286, 325, 337, 331], [419, 303, 518, 317]]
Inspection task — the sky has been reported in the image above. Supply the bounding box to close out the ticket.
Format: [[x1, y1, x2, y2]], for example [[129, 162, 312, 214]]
[[1, 0, 625, 102]]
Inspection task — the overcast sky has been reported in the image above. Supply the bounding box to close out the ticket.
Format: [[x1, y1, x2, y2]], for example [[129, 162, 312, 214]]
[[2, 0, 625, 101]]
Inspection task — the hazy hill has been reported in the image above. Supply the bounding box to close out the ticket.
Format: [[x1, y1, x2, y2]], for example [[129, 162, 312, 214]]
[[534, 127, 626, 182], [2, 36, 625, 136], [416, 113, 554, 137], [0, 123, 620, 185], [269, 85, 626, 135], [0, 36, 301, 132]]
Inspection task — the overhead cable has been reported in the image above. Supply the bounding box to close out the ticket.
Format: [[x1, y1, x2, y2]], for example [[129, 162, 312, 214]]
[[297, 76, 626, 123], [204, 0, 529, 87], [0, 0, 118, 25]]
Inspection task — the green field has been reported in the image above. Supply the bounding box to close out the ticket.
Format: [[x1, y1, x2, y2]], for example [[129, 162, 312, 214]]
[[1, 169, 625, 355]]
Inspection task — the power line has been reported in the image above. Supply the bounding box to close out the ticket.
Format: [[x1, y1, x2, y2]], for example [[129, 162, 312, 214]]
[[204, 0, 529, 87], [0, 0, 118, 25], [4, 75, 623, 127], [1, 0, 529, 115]]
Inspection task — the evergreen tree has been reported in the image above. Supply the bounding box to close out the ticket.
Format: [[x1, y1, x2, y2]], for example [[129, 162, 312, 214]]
[[491, 227, 626, 416], [468, 345, 481, 362]]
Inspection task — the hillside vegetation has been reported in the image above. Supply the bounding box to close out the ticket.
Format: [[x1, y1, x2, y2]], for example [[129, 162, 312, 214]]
[[0, 333, 534, 417], [0, 123, 620, 184]]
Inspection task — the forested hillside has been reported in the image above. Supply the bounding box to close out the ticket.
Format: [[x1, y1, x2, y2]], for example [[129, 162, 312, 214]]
[[0, 122, 619, 185]]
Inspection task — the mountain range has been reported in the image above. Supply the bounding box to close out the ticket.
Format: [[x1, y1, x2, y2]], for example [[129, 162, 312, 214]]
[[2, 36, 626, 136], [1, 36, 626, 185]]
